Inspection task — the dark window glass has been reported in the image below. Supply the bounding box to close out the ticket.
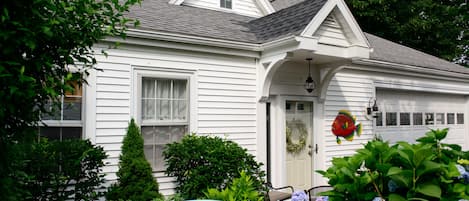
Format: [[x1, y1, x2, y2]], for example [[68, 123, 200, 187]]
[[457, 113, 464, 124], [40, 127, 82, 140], [297, 104, 304, 111], [447, 113, 455, 124], [220, 0, 232, 9], [386, 112, 397, 126], [425, 113, 434, 125], [400, 113, 410, 125], [435, 113, 445, 124], [376, 112, 383, 127], [413, 113, 423, 125]]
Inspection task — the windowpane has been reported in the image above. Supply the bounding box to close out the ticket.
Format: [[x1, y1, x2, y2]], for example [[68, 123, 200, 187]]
[[142, 78, 156, 98], [220, 0, 232, 9], [40, 127, 82, 140], [63, 97, 81, 120], [142, 99, 156, 120], [435, 113, 445, 124], [157, 100, 171, 121], [157, 79, 171, 99], [173, 80, 187, 99], [457, 113, 464, 124], [413, 113, 423, 125], [172, 100, 187, 121], [42, 101, 61, 120], [400, 113, 410, 125], [447, 113, 455, 124], [142, 125, 187, 171], [375, 112, 383, 126], [386, 112, 397, 126], [425, 113, 434, 125]]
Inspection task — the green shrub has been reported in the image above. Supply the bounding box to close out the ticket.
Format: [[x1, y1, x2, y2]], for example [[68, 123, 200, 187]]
[[163, 134, 266, 199], [23, 139, 107, 200], [204, 171, 264, 201], [318, 128, 469, 201], [106, 119, 163, 201]]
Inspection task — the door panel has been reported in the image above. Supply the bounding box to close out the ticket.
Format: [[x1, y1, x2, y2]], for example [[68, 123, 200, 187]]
[[285, 101, 313, 190]]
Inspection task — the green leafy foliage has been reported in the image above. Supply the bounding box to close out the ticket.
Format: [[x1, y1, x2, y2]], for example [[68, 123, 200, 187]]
[[346, 0, 468, 66], [106, 119, 163, 201], [0, 0, 141, 199], [318, 129, 469, 201], [204, 171, 264, 201], [22, 139, 107, 200], [163, 134, 266, 199]]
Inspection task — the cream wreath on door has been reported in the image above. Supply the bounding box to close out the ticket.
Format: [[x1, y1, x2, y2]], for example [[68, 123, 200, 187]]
[[285, 101, 313, 190]]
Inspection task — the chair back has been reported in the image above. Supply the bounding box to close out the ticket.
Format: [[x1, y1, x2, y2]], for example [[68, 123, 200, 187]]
[[306, 185, 333, 200]]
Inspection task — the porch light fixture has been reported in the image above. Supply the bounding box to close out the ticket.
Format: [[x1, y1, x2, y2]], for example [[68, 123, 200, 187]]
[[367, 98, 379, 116], [304, 58, 316, 93]]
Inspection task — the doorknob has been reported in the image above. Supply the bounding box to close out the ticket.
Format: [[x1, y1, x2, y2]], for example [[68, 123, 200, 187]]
[[315, 144, 318, 154]]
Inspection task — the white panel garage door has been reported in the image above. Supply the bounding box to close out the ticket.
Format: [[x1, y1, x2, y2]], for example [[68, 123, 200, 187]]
[[375, 89, 467, 146]]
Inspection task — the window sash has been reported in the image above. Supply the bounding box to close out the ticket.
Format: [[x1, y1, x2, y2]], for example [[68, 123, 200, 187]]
[[141, 78, 188, 124]]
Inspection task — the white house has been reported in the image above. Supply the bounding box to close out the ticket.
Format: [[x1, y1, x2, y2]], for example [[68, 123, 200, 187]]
[[41, 0, 469, 195]]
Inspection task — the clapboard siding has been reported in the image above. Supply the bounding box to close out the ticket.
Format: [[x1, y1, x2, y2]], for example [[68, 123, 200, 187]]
[[93, 45, 258, 196], [314, 15, 350, 47], [323, 72, 375, 167], [183, 0, 263, 17]]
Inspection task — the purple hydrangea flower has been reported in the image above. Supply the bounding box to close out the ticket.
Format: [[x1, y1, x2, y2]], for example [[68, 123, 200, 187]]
[[456, 164, 469, 184], [372, 197, 385, 201], [316, 196, 329, 201], [291, 191, 308, 201]]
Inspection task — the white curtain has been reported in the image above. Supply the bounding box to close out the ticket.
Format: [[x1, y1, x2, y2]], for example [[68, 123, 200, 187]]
[[142, 78, 187, 122]]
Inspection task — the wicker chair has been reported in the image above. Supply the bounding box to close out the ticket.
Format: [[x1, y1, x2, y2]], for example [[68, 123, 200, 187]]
[[306, 185, 333, 201], [264, 182, 294, 201]]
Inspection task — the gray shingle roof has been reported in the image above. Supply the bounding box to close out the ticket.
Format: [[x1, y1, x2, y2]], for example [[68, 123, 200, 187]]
[[366, 33, 469, 74], [249, 0, 327, 42], [270, 0, 306, 11], [127, 0, 258, 43], [126, 0, 468, 73]]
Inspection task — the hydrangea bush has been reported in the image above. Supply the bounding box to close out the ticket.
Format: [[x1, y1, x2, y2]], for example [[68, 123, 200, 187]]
[[318, 129, 469, 201]]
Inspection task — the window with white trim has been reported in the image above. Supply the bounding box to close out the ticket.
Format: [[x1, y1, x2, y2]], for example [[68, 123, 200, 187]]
[[457, 113, 464, 124], [447, 113, 455, 124], [220, 0, 232, 9], [40, 81, 83, 140], [141, 77, 188, 171]]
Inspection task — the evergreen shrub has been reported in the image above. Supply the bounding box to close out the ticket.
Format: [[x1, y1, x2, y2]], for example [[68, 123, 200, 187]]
[[106, 119, 163, 201], [24, 139, 107, 200], [163, 134, 266, 199]]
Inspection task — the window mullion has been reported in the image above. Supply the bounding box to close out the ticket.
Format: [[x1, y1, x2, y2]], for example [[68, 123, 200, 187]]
[[170, 80, 173, 122]]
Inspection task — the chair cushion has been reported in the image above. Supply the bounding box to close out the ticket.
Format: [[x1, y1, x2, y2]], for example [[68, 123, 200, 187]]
[[268, 191, 291, 201]]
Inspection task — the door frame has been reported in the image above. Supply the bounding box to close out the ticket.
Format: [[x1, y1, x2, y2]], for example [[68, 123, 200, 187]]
[[269, 95, 324, 188]]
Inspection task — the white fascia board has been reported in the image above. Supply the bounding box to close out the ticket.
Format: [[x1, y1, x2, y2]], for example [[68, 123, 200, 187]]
[[168, 0, 184, 5], [301, 0, 369, 48], [352, 59, 469, 82], [256, 0, 275, 15]]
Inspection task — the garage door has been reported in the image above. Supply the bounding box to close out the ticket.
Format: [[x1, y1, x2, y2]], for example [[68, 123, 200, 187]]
[[375, 89, 467, 146]]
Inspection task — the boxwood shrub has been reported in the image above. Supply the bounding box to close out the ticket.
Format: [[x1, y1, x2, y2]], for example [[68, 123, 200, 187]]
[[163, 134, 266, 199]]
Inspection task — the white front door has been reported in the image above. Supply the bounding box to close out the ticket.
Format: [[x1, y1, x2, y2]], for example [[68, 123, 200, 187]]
[[285, 101, 313, 190]]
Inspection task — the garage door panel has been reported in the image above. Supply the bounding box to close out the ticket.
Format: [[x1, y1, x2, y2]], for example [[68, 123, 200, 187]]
[[375, 89, 466, 146]]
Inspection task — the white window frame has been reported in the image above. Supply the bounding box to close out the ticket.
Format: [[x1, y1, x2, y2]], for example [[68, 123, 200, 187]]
[[132, 67, 197, 129], [132, 66, 197, 172], [40, 81, 85, 140]]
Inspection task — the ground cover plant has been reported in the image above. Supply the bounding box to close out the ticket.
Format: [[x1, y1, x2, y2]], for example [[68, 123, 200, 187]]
[[163, 134, 266, 199], [204, 171, 264, 201], [318, 128, 469, 201], [106, 119, 163, 201]]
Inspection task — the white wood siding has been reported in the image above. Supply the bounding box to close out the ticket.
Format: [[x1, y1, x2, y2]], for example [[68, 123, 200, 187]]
[[323, 71, 374, 167], [313, 15, 350, 47], [93, 45, 258, 196], [183, 0, 263, 17], [323, 69, 469, 168]]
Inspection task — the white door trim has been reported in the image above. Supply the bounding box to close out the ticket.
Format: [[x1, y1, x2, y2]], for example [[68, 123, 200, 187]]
[[269, 95, 323, 188]]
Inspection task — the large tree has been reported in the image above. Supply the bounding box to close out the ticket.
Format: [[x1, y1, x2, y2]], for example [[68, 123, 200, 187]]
[[346, 0, 468, 66], [0, 0, 140, 199]]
